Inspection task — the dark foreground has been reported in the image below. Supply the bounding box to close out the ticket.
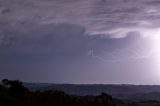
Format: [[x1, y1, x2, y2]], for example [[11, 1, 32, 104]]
[[0, 79, 160, 106]]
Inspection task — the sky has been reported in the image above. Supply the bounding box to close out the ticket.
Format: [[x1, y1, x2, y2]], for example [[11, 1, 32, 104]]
[[1, 0, 160, 84]]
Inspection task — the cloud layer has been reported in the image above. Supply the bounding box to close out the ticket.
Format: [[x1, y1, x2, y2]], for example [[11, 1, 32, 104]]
[[1, 0, 160, 38], [1, 0, 160, 84]]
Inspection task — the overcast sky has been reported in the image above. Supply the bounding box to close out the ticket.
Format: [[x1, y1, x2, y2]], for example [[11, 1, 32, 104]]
[[1, 0, 160, 84]]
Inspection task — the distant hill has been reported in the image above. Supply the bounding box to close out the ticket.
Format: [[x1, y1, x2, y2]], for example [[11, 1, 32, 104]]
[[23, 83, 160, 102]]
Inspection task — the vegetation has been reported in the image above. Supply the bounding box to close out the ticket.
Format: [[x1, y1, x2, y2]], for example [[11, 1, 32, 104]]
[[1, 79, 160, 106], [0, 79, 114, 106]]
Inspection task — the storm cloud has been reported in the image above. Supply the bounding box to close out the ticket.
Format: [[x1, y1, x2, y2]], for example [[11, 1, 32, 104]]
[[1, 0, 160, 84], [1, 0, 160, 38]]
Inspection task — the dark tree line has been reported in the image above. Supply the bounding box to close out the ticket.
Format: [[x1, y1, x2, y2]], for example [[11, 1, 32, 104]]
[[0, 79, 115, 106], [1, 79, 29, 96]]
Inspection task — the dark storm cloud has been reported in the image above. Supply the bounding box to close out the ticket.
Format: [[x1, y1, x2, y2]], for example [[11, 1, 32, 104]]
[[1, 0, 160, 83], [0, 22, 144, 82], [0, 23, 138, 62], [146, 0, 160, 5], [1, 0, 160, 38]]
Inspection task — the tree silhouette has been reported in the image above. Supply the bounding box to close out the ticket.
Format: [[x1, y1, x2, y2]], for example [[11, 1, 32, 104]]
[[2, 79, 9, 86], [94, 92, 115, 106], [0, 79, 115, 106], [1, 79, 28, 96]]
